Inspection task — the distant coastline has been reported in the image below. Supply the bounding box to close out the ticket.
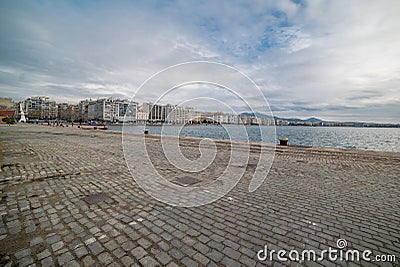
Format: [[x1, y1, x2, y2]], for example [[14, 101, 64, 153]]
[[110, 121, 400, 128]]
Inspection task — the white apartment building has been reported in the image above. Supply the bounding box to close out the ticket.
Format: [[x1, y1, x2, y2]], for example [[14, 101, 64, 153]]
[[118, 100, 137, 122], [164, 104, 194, 124], [136, 105, 149, 123], [87, 98, 137, 122]]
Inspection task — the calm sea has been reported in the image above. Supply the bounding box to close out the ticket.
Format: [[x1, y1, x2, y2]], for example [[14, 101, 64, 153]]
[[110, 125, 400, 152]]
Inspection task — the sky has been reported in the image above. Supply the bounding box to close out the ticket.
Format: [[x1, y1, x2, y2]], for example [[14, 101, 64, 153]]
[[0, 0, 399, 123]]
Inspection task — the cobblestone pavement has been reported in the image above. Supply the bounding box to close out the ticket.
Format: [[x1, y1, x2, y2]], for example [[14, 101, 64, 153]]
[[0, 125, 399, 267]]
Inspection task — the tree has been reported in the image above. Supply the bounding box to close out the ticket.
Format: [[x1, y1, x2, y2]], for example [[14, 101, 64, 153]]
[[2, 117, 15, 124]]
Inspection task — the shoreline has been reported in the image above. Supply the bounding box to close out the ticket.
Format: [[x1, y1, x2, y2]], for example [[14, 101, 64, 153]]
[[6, 123, 399, 155]]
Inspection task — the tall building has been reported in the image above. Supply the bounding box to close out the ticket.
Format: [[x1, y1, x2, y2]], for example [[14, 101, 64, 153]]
[[88, 99, 117, 122], [78, 99, 91, 122], [143, 103, 164, 122], [141, 102, 152, 114], [136, 105, 149, 123], [164, 104, 194, 124], [117, 100, 137, 122], [87, 98, 137, 122], [24, 96, 58, 120]]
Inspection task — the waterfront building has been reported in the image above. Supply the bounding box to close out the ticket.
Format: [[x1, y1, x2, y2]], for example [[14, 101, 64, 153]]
[[78, 99, 91, 122], [228, 114, 240, 124], [141, 102, 151, 114], [136, 105, 149, 123], [143, 103, 164, 123], [164, 104, 194, 124], [210, 112, 240, 124], [275, 119, 289, 126], [239, 114, 251, 125], [117, 100, 137, 122], [190, 111, 222, 124], [87, 98, 137, 122], [88, 99, 117, 122], [24, 96, 58, 120]]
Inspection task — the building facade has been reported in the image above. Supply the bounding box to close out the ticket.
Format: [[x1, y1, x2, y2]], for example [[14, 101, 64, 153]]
[[78, 99, 91, 122], [142, 103, 164, 123], [0, 98, 17, 123], [117, 100, 137, 122], [164, 104, 194, 124], [87, 98, 138, 122], [0, 98, 15, 110], [25, 96, 58, 120], [136, 105, 149, 123], [88, 99, 116, 122]]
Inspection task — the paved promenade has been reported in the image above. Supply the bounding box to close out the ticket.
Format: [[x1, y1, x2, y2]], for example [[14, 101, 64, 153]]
[[0, 125, 399, 266]]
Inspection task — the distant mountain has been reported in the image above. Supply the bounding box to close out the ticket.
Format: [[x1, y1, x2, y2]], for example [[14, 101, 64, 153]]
[[304, 117, 323, 123], [240, 112, 274, 119], [239, 112, 399, 127], [241, 112, 324, 123]]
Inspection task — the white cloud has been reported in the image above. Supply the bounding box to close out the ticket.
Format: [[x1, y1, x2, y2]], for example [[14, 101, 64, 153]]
[[0, 0, 399, 122]]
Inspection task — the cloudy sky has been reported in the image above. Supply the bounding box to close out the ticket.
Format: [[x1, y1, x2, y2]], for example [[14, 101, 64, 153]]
[[0, 0, 399, 122]]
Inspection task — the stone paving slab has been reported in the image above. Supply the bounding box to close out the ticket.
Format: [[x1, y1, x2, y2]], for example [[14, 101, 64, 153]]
[[0, 124, 399, 266]]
